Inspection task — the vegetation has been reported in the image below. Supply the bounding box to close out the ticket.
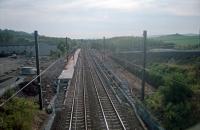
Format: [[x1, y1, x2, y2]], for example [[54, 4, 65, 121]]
[[88, 36, 175, 51], [1, 29, 199, 51], [0, 97, 39, 130], [146, 63, 198, 88], [114, 55, 200, 123], [145, 72, 198, 129], [0, 29, 80, 58], [87, 34, 199, 51], [49, 42, 67, 58], [152, 33, 200, 49], [0, 29, 65, 45], [1, 29, 199, 129], [110, 48, 200, 129], [1, 29, 199, 50], [50, 39, 79, 58]]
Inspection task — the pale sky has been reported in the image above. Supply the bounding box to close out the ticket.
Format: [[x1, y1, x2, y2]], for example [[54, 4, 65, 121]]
[[0, 0, 200, 38]]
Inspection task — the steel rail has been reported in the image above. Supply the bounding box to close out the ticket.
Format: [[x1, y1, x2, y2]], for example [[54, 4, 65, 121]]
[[82, 58, 88, 130], [86, 53, 110, 130], [89, 53, 127, 130], [91, 51, 147, 130], [74, 63, 80, 130], [68, 57, 80, 130], [68, 53, 88, 130], [86, 51, 127, 130]]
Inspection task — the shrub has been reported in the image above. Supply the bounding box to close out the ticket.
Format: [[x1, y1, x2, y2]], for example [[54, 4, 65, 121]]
[[161, 73, 192, 104], [164, 102, 192, 129], [0, 97, 38, 130], [161, 73, 193, 129]]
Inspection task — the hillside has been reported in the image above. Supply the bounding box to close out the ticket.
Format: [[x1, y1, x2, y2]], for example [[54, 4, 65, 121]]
[[89, 34, 200, 51], [152, 33, 199, 49], [1, 29, 199, 50], [0, 29, 79, 56], [0, 29, 65, 45]]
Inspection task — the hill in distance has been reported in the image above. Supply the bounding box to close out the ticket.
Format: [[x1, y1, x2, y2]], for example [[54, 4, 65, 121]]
[[0, 29, 65, 45], [151, 33, 199, 46], [1, 29, 199, 49]]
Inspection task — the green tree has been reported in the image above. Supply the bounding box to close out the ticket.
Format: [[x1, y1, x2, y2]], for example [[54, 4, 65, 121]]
[[160, 73, 193, 129], [161, 73, 192, 104], [0, 29, 14, 43], [57, 42, 66, 55]]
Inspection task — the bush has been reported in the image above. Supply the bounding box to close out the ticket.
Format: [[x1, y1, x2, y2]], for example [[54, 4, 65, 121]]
[[146, 71, 164, 88], [2, 89, 14, 99], [161, 73, 192, 104], [161, 73, 193, 129], [164, 102, 192, 129], [0, 97, 38, 130], [145, 73, 194, 129]]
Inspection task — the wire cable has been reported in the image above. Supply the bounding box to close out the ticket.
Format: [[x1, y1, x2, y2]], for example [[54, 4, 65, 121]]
[[0, 59, 60, 107]]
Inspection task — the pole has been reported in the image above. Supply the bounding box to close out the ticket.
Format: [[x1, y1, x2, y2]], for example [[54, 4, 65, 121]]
[[66, 37, 68, 62], [199, 29, 200, 49], [141, 30, 147, 101], [103, 36, 105, 61], [34, 30, 43, 110]]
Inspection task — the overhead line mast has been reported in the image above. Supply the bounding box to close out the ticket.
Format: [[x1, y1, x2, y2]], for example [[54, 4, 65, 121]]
[[141, 30, 147, 101], [34, 30, 43, 110]]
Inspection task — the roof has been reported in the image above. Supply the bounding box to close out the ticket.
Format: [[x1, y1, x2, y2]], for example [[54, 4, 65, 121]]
[[58, 69, 74, 79], [58, 49, 80, 80]]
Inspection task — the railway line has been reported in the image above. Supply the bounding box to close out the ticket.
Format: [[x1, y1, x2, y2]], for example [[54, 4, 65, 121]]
[[89, 50, 146, 130], [64, 53, 91, 130], [86, 50, 128, 130], [51, 49, 145, 130]]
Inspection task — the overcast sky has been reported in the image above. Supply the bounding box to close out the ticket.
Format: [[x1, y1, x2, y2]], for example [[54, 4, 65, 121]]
[[0, 0, 200, 38]]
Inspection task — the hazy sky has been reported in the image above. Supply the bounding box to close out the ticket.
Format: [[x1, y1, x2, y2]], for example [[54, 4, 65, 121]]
[[0, 0, 200, 38]]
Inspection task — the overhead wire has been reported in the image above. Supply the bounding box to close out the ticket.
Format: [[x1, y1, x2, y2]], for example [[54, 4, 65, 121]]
[[0, 58, 60, 107]]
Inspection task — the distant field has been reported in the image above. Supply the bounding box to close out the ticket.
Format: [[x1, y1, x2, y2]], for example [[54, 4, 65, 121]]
[[152, 34, 199, 47]]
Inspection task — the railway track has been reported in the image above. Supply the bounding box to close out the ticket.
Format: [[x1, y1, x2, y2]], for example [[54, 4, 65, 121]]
[[85, 49, 139, 130], [64, 53, 91, 130], [52, 49, 145, 130], [89, 50, 145, 130]]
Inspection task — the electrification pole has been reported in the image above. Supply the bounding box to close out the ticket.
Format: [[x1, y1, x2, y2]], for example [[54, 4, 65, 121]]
[[141, 30, 147, 101], [34, 31, 43, 110], [103, 36, 106, 62], [199, 29, 200, 49], [66, 37, 69, 62]]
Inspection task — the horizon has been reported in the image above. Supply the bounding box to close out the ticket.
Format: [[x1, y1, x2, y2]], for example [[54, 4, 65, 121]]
[[0, 28, 199, 40]]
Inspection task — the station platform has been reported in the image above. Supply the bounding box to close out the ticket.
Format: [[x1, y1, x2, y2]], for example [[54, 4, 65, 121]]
[[58, 49, 81, 80]]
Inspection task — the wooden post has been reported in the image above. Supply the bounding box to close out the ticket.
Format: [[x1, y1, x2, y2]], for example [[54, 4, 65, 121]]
[[34, 31, 43, 110], [141, 30, 147, 101]]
